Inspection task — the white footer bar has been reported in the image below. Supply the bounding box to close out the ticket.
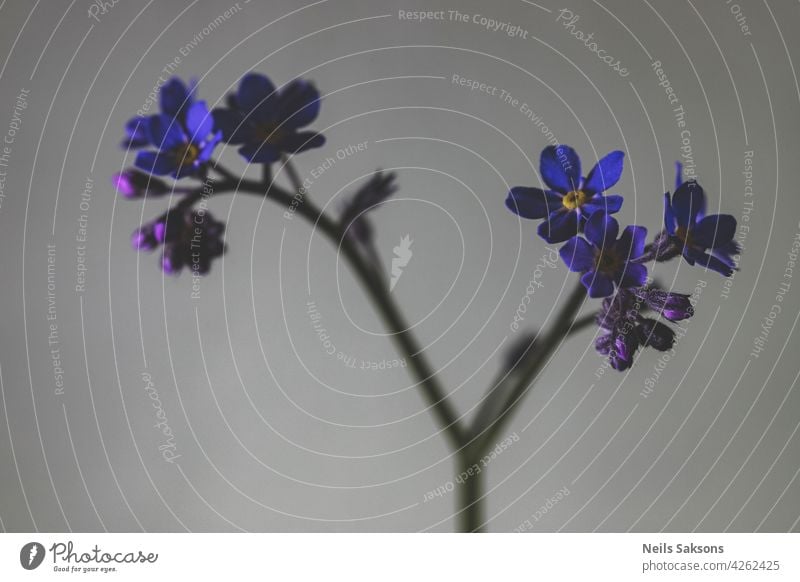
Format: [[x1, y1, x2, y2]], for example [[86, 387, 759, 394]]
[[1, 533, 796, 580]]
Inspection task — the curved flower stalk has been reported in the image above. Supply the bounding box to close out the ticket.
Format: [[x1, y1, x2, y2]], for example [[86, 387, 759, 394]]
[[115, 75, 466, 455], [113, 75, 741, 533]]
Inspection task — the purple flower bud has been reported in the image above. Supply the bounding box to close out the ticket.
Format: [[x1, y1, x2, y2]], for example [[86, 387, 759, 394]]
[[160, 243, 183, 275], [131, 208, 225, 275], [596, 289, 637, 330], [594, 286, 688, 371], [160, 210, 225, 275], [636, 319, 675, 351], [609, 331, 638, 371], [595, 331, 613, 355], [131, 225, 157, 251], [638, 288, 694, 322], [598, 323, 639, 371], [153, 220, 168, 244], [113, 169, 169, 199]]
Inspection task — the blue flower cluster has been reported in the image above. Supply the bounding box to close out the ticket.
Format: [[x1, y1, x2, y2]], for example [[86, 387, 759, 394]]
[[506, 145, 739, 370], [116, 75, 326, 274], [121, 76, 325, 179]]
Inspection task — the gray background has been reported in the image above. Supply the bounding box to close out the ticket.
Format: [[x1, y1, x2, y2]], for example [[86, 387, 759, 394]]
[[0, 0, 798, 532]]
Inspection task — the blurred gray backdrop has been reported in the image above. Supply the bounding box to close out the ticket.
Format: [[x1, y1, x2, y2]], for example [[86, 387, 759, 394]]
[[0, 0, 798, 532]]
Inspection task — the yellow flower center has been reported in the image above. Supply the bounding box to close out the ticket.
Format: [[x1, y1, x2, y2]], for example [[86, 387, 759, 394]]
[[675, 225, 694, 247], [562, 190, 588, 210], [173, 142, 200, 167], [255, 122, 285, 144]]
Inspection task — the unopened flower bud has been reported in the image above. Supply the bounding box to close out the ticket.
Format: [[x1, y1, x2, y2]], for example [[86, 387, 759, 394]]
[[636, 319, 675, 351], [113, 169, 170, 199]]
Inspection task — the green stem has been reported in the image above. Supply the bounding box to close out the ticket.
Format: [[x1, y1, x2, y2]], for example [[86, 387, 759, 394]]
[[332, 221, 468, 449], [232, 160, 468, 450], [475, 283, 586, 449], [457, 283, 587, 531], [189, 160, 591, 532], [569, 312, 596, 335], [280, 155, 304, 194], [457, 449, 486, 533]]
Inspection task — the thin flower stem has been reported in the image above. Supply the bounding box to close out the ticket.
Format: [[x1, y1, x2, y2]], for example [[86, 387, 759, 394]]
[[329, 227, 468, 449], [569, 312, 596, 336], [280, 155, 305, 197], [455, 283, 586, 532], [209, 159, 237, 181], [172, 167, 588, 531], [474, 283, 586, 449], [457, 449, 486, 533], [214, 160, 469, 450]]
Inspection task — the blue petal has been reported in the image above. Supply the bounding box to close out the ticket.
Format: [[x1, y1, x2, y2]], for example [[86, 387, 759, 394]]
[[212, 108, 247, 144], [540, 145, 581, 193], [239, 142, 281, 164], [185, 101, 214, 141], [682, 247, 699, 266], [279, 130, 326, 153], [693, 214, 736, 249], [664, 193, 676, 235], [135, 150, 176, 176], [276, 79, 321, 129], [583, 150, 624, 194], [584, 210, 619, 249], [581, 271, 614, 298], [559, 236, 595, 272], [173, 162, 201, 180], [123, 117, 149, 148], [617, 225, 647, 259], [237, 73, 276, 113], [583, 194, 623, 215], [619, 262, 648, 288], [537, 209, 578, 243], [505, 187, 562, 219], [713, 239, 740, 267], [147, 114, 185, 150], [693, 251, 734, 276], [197, 131, 222, 162], [674, 161, 683, 192], [160, 78, 191, 119], [672, 181, 705, 228]]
